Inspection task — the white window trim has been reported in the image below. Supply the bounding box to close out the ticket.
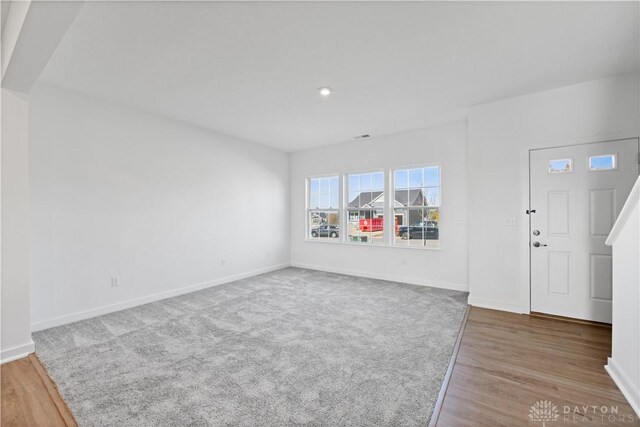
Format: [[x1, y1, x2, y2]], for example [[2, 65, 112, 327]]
[[305, 174, 342, 243], [304, 163, 443, 250], [588, 153, 618, 172], [390, 164, 442, 249], [548, 157, 574, 174], [344, 170, 386, 246]]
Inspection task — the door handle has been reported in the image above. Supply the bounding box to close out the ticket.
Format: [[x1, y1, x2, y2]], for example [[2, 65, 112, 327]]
[[532, 241, 547, 248]]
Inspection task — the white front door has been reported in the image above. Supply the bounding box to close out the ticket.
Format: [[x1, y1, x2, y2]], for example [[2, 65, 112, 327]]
[[530, 139, 639, 323]]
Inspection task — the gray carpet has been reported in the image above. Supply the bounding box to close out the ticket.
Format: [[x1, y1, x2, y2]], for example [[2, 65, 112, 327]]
[[33, 267, 468, 426]]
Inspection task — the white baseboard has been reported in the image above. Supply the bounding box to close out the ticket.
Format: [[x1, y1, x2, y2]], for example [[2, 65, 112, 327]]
[[606, 357, 640, 417], [290, 262, 468, 292], [467, 295, 528, 314], [32, 263, 290, 331], [1, 340, 35, 364]]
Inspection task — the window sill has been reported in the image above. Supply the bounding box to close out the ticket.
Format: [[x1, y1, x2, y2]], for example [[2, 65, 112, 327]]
[[304, 239, 443, 251], [391, 243, 442, 251], [305, 238, 342, 244]]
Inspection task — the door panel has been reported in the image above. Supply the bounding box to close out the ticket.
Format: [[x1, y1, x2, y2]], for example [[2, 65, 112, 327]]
[[548, 251, 570, 295], [589, 254, 612, 301], [548, 191, 570, 235], [589, 189, 616, 236], [530, 139, 638, 323]]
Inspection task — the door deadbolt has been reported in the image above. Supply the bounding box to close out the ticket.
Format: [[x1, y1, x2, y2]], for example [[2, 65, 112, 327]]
[[532, 230, 540, 236]]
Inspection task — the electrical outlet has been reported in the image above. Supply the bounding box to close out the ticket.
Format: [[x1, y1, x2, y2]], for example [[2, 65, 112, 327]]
[[110, 277, 119, 287], [400, 258, 407, 266], [506, 217, 517, 226], [220, 259, 227, 267]]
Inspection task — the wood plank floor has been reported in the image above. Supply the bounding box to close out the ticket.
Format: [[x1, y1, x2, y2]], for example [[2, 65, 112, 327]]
[[1, 354, 76, 427], [436, 307, 639, 426], [1, 307, 637, 426]]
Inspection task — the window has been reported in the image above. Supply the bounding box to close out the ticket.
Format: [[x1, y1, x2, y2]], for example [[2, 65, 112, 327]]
[[548, 159, 572, 174], [306, 165, 442, 249], [307, 176, 339, 240], [393, 166, 440, 247], [589, 154, 616, 171], [346, 171, 384, 244]]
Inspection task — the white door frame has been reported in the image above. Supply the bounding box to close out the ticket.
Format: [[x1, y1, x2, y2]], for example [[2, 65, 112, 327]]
[[527, 137, 640, 315]]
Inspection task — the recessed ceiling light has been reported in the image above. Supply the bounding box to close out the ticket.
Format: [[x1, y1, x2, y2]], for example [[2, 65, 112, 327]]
[[318, 87, 332, 96]]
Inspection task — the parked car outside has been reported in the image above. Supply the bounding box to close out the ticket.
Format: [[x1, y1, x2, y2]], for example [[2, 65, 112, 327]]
[[311, 224, 339, 238], [398, 221, 439, 240]]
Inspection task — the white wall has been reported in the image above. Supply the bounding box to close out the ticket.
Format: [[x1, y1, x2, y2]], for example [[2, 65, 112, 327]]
[[29, 84, 290, 329], [468, 72, 640, 313], [21, 72, 640, 345], [606, 176, 640, 417], [290, 121, 468, 291], [1, 88, 34, 362]]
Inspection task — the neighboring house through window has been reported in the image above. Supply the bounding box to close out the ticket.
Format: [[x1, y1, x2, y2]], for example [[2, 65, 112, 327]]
[[346, 172, 384, 244], [306, 165, 441, 248]]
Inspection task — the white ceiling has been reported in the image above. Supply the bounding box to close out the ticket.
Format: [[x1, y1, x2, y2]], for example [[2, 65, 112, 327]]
[[39, 1, 639, 152]]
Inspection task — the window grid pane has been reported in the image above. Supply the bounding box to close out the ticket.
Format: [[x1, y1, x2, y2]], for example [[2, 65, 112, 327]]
[[393, 166, 440, 247], [308, 210, 340, 240], [309, 176, 339, 209], [347, 172, 385, 244], [308, 176, 340, 242], [394, 207, 439, 247], [347, 209, 384, 244]]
